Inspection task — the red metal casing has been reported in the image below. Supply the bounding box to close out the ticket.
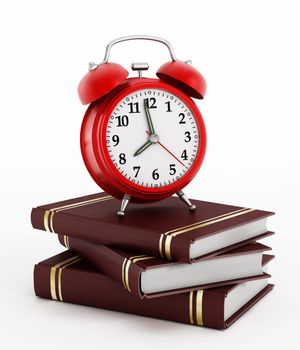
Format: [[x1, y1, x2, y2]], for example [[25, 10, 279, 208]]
[[80, 78, 206, 203], [157, 61, 207, 99], [78, 63, 128, 105]]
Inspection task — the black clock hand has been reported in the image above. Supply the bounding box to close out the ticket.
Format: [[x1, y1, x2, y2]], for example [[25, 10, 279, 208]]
[[134, 100, 159, 157], [144, 99, 155, 134], [134, 140, 152, 157]]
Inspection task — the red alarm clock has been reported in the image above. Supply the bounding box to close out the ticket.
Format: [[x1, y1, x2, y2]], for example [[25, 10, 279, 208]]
[[78, 36, 207, 216]]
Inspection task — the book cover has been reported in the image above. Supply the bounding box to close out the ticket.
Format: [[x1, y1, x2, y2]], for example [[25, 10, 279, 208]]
[[58, 234, 273, 298], [31, 192, 274, 263], [34, 250, 274, 330]]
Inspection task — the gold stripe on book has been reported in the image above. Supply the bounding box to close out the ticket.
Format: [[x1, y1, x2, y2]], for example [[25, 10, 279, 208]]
[[124, 260, 132, 292], [131, 256, 155, 263], [121, 255, 155, 293], [166, 207, 248, 236], [189, 291, 194, 324], [50, 267, 57, 300], [159, 207, 255, 260], [121, 258, 128, 290], [63, 235, 70, 250], [195, 290, 204, 326], [49, 255, 80, 301], [43, 195, 113, 233], [57, 257, 82, 301], [44, 210, 51, 232], [159, 234, 165, 258]]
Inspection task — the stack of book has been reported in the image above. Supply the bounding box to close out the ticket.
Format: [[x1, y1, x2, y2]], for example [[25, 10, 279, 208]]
[[31, 193, 275, 330]]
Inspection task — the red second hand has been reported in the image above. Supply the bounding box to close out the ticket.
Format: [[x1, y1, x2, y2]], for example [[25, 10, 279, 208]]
[[146, 131, 185, 167]]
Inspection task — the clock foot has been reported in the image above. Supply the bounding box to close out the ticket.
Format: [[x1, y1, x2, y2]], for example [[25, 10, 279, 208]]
[[176, 190, 197, 211], [117, 194, 131, 216]]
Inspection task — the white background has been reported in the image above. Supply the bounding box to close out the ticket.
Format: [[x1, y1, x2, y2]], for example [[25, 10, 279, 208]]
[[0, 0, 299, 348]]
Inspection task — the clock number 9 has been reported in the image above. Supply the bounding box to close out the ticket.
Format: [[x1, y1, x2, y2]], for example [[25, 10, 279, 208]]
[[119, 153, 126, 165], [152, 168, 159, 180], [112, 135, 119, 146]]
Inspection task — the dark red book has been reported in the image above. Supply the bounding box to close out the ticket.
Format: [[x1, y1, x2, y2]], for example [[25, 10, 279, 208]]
[[34, 250, 274, 330], [31, 192, 274, 263], [58, 234, 273, 299]]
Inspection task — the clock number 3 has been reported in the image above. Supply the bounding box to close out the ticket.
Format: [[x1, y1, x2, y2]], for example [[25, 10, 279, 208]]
[[184, 131, 191, 142]]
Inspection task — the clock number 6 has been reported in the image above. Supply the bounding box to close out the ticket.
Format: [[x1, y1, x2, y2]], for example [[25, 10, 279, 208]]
[[152, 168, 159, 180]]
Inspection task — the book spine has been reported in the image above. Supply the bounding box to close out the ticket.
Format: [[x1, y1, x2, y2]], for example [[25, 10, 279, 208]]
[[58, 234, 144, 298], [31, 206, 192, 263], [34, 256, 226, 330]]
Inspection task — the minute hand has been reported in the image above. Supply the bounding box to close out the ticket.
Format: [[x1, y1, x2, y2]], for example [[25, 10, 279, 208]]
[[144, 99, 155, 134]]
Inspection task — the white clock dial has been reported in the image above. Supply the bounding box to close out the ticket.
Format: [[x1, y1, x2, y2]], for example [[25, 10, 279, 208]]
[[105, 88, 199, 188]]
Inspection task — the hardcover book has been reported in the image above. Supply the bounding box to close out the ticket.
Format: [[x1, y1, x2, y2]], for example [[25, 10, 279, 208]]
[[34, 251, 274, 330], [58, 234, 273, 298], [31, 192, 274, 263]]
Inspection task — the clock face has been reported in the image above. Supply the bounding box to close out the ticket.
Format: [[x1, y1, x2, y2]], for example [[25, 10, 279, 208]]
[[105, 88, 200, 188]]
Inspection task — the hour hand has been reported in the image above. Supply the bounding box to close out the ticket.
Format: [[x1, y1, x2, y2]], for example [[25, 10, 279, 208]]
[[134, 140, 152, 157]]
